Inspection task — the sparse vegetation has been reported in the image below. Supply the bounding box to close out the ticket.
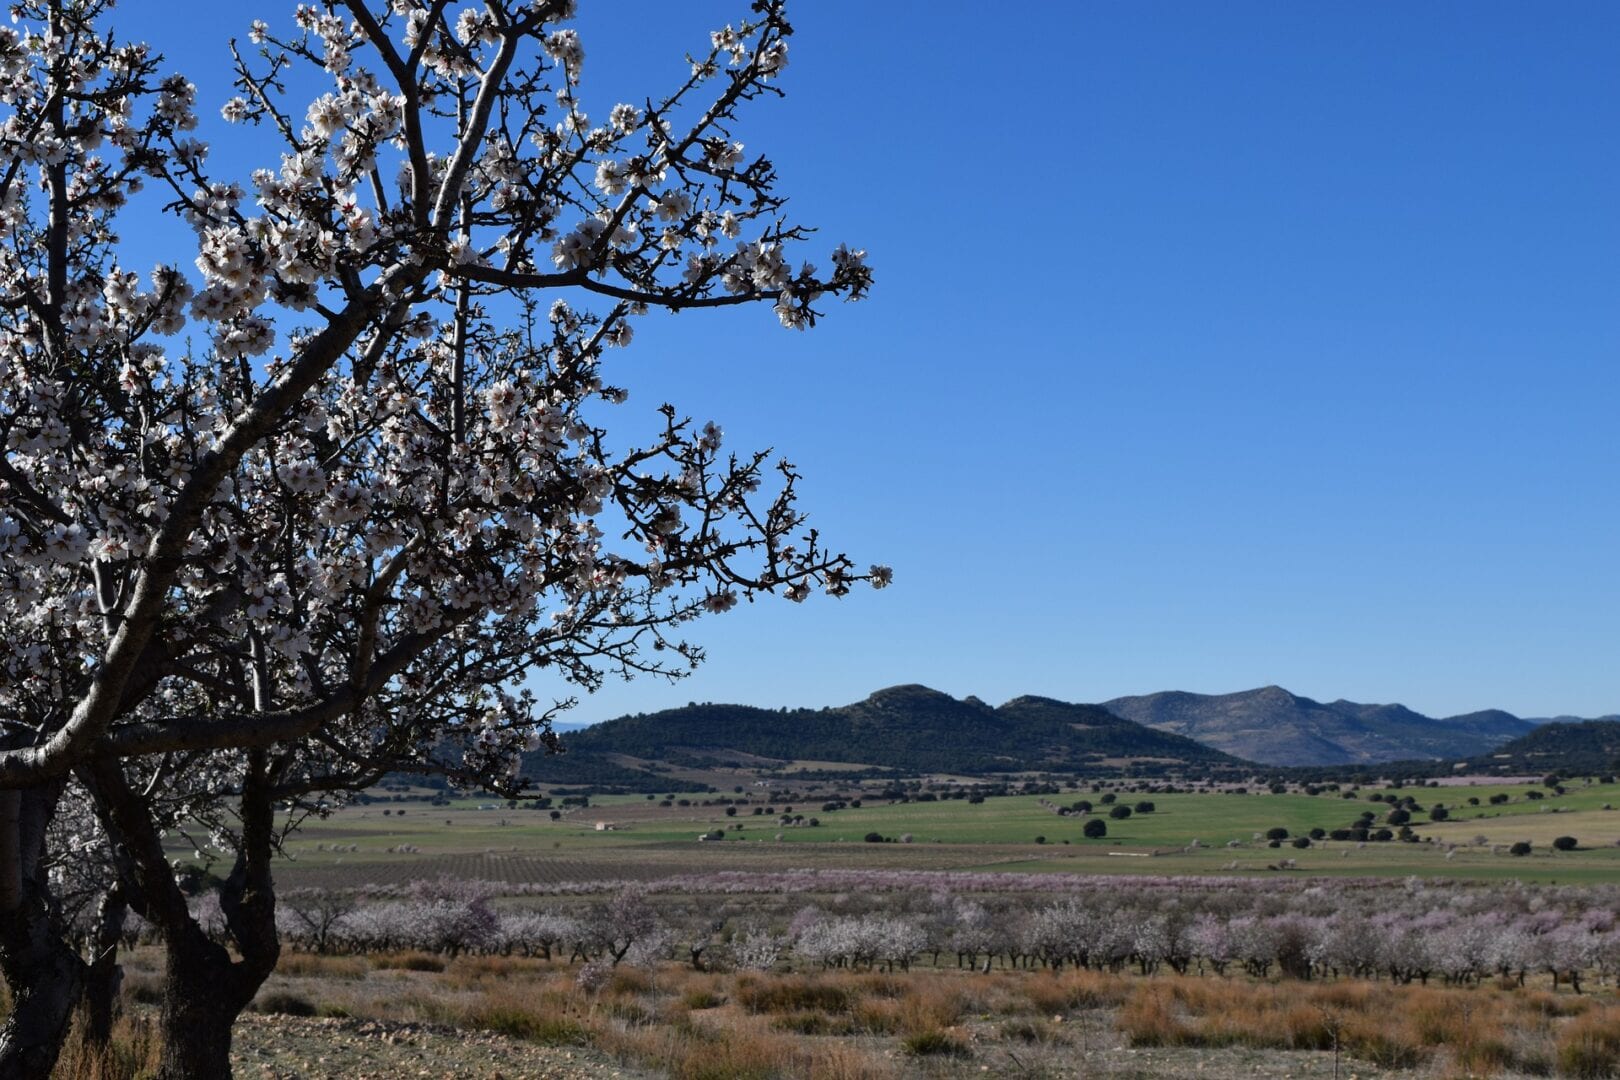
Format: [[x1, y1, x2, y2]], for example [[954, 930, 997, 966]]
[[20, 940, 1620, 1078]]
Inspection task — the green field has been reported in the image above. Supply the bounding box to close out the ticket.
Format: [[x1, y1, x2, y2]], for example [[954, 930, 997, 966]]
[[228, 779, 1620, 890]]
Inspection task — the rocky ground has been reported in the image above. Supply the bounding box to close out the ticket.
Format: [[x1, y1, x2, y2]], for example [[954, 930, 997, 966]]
[[230, 1014, 653, 1080], [226, 1011, 1437, 1079]]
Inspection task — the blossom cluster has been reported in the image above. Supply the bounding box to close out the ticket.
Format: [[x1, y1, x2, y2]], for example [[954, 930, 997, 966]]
[[0, 0, 879, 816], [208, 871, 1620, 988]]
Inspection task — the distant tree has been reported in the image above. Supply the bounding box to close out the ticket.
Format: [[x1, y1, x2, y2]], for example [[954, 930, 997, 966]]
[[1552, 836, 1578, 852], [1429, 806, 1450, 822], [1510, 842, 1533, 857], [1134, 801, 1156, 813], [584, 889, 661, 967], [1265, 827, 1290, 841], [1109, 805, 1132, 820], [278, 889, 359, 957], [1291, 836, 1311, 849], [1386, 808, 1411, 826], [1082, 818, 1107, 839]]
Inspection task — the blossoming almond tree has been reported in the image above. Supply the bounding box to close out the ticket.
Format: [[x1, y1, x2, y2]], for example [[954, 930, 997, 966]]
[[0, 0, 881, 1074]]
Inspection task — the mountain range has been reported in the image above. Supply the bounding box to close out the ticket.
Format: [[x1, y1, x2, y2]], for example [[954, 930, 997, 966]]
[[1099, 686, 1544, 766], [524, 685, 1615, 788], [526, 685, 1242, 788]]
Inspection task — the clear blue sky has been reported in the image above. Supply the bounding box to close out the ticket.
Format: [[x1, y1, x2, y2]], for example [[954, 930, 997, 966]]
[[144, 2, 1618, 721]]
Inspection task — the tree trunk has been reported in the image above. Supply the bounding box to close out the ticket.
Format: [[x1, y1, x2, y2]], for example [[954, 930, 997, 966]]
[[85, 753, 282, 1080], [0, 901, 85, 1080], [0, 784, 83, 1080], [156, 928, 255, 1080], [80, 888, 128, 1051]]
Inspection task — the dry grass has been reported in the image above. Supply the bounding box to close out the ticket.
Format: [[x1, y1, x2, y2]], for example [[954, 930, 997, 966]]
[[1022, 967, 1132, 1014], [14, 946, 1620, 1079], [459, 991, 590, 1045], [734, 973, 853, 1014], [1110, 972, 1620, 1076], [273, 952, 369, 979], [1556, 1011, 1620, 1078], [369, 950, 445, 972], [52, 1013, 161, 1080]]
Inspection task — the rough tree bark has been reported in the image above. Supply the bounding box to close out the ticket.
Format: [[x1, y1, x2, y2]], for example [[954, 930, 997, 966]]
[[0, 785, 85, 1080], [89, 753, 281, 1080], [79, 886, 128, 1051]]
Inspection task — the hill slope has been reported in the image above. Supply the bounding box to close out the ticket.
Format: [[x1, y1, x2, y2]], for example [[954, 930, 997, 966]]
[[1100, 687, 1538, 766], [526, 685, 1246, 788], [1463, 720, 1620, 776]]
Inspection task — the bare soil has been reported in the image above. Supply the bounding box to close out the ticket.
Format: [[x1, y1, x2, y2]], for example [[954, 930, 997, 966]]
[[230, 1014, 651, 1079]]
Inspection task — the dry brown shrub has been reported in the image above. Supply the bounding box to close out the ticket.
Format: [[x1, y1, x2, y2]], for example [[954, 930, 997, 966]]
[[275, 952, 367, 979], [899, 1025, 971, 1057], [1523, 987, 1595, 1019], [1410, 993, 1462, 1046], [773, 1009, 858, 1036], [443, 954, 550, 986], [1159, 975, 1233, 1013], [1450, 1032, 1517, 1077], [1161, 982, 1326, 1051], [54, 1013, 161, 1080], [664, 969, 726, 1009], [850, 995, 904, 1035], [950, 972, 1012, 1015], [999, 1016, 1071, 1046], [120, 973, 163, 1006], [678, 988, 725, 1011], [460, 990, 589, 1045], [1117, 984, 1194, 1047], [371, 950, 444, 972], [1310, 980, 1380, 1011], [734, 974, 851, 1014], [805, 1040, 897, 1080], [1274, 1003, 1336, 1051], [378, 989, 466, 1026], [1022, 969, 1129, 1014], [1340, 1012, 1430, 1071], [606, 1010, 801, 1080], [605, 966, 654, 996], [895, 980, 963, 1033], [854, 972, 907, 998], [1557, 1009, 1620, 1079]]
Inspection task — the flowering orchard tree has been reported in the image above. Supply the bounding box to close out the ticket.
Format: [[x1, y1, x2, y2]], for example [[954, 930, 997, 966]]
[[0, 0, 881, 1074]]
